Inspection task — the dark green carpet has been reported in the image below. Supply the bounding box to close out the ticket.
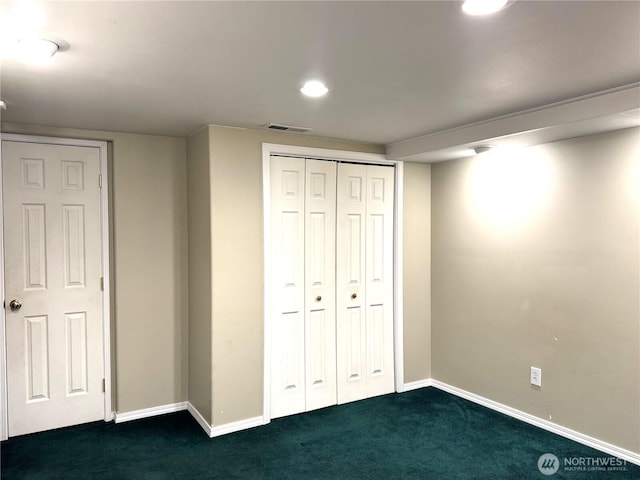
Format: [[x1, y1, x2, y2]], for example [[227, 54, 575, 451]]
[[2, 388, 638, 479]]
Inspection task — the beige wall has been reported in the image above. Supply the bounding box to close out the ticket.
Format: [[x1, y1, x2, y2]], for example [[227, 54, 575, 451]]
[[1, 122, 189, 413], [206, 125, 385, 426], [431, 128, 640, 453], [403, 162, 431, 383], [186, 128, 213, 422], [8, 119, 635, 456]]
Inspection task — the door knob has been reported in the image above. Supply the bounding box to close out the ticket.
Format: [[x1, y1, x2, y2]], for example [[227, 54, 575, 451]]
[[9, 299, 22, 311], [351, 293, 357, 300], [316, 295, 322, 302]]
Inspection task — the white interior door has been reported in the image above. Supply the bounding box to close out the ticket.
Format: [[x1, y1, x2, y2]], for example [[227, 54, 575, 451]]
[[336, 163, 395, 404], [2, 140, 105, 436]]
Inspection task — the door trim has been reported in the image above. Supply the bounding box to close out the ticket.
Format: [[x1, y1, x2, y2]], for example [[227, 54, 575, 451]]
[[261, 143, 404, 424], [0, 133, 113, 440]]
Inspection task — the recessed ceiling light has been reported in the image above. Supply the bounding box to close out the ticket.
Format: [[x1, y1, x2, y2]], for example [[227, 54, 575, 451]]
[[301, 80, 329, 98], [16, 37, 59, 63], [462, 0, 509, 16], [1, 35, 67, 65]]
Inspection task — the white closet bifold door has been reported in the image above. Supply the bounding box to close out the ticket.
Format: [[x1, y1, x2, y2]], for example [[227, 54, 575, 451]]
[[336, 163, 395, 404], [269, 157, 394, 419]]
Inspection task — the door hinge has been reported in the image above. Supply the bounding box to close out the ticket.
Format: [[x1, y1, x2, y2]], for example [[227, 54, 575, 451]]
[[99, 174, 103, 188], [102, 378, 106, 393], [100, 277, 104, 291]]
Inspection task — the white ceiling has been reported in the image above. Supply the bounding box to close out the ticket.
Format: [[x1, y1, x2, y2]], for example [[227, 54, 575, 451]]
[[1, 1, 639, 161]]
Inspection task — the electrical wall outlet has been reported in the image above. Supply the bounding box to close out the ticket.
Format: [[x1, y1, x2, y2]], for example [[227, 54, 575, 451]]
[[531, 367, 542, 387]]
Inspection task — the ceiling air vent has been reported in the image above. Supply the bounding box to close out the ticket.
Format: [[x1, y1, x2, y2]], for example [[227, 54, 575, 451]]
[[263, 123, 313, 134]]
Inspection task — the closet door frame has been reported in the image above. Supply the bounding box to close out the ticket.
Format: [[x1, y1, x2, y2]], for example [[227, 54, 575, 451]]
[[262, 143, 404, 425]]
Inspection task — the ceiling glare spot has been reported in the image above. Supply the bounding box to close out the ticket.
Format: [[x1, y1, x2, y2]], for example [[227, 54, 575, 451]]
[[462, 0, 509, 16], [301, 80, 329, 98]]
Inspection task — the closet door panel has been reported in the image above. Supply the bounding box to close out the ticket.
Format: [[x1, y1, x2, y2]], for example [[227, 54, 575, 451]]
[[305, 160, 337, 411], [336, 164, 368, 404], [364, 166, 395, 397], [337, 164, 395, 404], [270, 156, 306, 418]]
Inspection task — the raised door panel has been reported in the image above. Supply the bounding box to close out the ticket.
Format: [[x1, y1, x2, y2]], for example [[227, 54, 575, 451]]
[[345, 306, 365, 382], [65, 312, 88, 396], [22, 204, 48, 290], [25, 315, 50, 402], [306, 309, 335, 410], [22, 158, 45, 189]]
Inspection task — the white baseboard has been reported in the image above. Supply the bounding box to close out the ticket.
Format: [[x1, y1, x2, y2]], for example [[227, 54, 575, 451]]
[[186, 402, 214, 437], [211, 416, 267, 437], [428, 379, 640, 466], [114, 402, 187, 424], [112, 382, 640, 466], [185, 402, 265, 438], [402, 379, 433, 392]]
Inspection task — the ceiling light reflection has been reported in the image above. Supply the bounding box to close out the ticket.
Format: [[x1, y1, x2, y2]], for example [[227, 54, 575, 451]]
[[466, 146, 556, 233], [301, 80, 329, 98], [16, 36, 58, 63], [462, 0, 509, 16]]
